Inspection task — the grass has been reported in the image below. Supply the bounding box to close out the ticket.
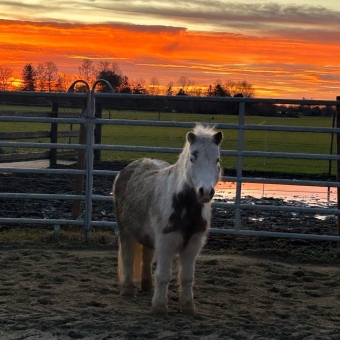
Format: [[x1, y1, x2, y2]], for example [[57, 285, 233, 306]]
[[0, 105, 337, 175], [1, 106, 338, 248], [99, 111, 336, 175]]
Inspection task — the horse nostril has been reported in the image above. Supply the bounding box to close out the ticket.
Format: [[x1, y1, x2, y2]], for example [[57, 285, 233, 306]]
[[198, 187, 215, 201]]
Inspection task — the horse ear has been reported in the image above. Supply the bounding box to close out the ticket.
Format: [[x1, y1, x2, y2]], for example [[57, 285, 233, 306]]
[[187, 132, 196, 145], [213, 131, 223, 145]]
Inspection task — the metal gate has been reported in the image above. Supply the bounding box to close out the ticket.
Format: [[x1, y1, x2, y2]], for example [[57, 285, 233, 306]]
[[1, 83, 340, 243]]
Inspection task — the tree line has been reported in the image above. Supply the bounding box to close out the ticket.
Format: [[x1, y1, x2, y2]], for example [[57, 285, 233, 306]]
[[0, 59, 254, 98], [0, 60, 335, 117]]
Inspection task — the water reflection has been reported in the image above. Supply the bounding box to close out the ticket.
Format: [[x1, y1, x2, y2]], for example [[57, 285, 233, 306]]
[[214, 181, 337, 207]]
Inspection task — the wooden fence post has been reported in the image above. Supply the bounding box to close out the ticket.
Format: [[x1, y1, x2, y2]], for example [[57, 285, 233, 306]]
[[50, 102, 58, 168], [94, 102, 102, 162], [71, 99, 87, 228], [336, 96, 340, 244]]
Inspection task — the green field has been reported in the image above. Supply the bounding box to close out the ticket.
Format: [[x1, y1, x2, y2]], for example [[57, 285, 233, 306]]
[[0, 107, 336, 175]]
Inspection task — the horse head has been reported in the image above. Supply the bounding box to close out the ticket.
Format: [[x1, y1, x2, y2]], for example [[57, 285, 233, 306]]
[[186, 126, 223, 203]]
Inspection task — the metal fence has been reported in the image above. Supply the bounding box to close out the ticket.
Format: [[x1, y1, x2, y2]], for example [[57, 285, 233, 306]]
[[1, 84, 340, 243]]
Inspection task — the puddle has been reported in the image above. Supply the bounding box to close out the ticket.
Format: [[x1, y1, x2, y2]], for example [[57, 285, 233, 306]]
[[214, 181, 337, 208], [248, 217, 264, 222], [314, 215, 329, 220]]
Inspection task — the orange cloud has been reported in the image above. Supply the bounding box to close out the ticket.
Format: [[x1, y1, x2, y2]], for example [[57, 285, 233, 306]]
[[1, 19, 339, 99]]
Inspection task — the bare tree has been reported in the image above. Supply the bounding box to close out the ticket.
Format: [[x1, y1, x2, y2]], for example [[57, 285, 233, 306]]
[[223, 81, 239, 97], [36, 61, 58, 92], [55, 72, 73, 92], [224, 80, 254, 98], [78, 59, 96, 83], [96, 62, 124, 92], [97, 61, 110, 73], [177, 76, 194, 95], [149, 76, 160, 95], [165, 82, 174, 96], [190, 86, 203, 97], [118, 75, 131, 93], [0, 65, 14, 90], [36, 64, 45, 91], [131, 78, 148, 94], [97, 61, 121, 74], [238, 80, 255, 98]]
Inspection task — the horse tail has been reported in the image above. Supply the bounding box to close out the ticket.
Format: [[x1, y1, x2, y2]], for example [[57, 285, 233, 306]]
[[118, 238, 142, 283], [133, 242, 142, 281], [117, 238, 124, 283]]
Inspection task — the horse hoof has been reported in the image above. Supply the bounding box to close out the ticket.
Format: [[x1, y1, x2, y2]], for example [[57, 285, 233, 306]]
[[181, 303, 195, 315], [121, 284, 134, 297], [152, 305, 168, 317], [182, 307, 195, 315]]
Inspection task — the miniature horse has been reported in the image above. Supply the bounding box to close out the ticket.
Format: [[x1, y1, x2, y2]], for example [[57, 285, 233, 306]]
[[113, 125, 223, 315]]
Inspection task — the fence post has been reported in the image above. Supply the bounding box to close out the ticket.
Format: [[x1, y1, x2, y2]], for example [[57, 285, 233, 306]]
[[329, 111, 336, 176], [71, 98, 87, 227], [336, 96, 340, 243], [50, 102, 58, 168], [83, 88, 96, 242], [94, 102, 102, 161], [234, 100, 245, 230]]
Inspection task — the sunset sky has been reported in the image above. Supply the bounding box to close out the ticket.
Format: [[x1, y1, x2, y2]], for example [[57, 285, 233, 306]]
[[0, 0, 340, 99]]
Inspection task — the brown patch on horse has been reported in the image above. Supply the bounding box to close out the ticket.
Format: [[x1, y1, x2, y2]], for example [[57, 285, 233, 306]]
[[163, 184, 208, 247], [138, 234, 154, 249], [145, 170, 158, 178]]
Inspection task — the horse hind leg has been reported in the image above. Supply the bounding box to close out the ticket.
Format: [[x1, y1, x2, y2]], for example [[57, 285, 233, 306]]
[[141, 245, 154, 293], [118, 235, 138, 296]]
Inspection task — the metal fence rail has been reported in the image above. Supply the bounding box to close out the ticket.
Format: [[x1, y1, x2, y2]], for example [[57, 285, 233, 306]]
[[1, 88, 340, 242]]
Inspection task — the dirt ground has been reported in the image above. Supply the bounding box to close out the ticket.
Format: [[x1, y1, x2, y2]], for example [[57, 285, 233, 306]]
[[1, 162, 340, 339], [1, 243, 340, 340]]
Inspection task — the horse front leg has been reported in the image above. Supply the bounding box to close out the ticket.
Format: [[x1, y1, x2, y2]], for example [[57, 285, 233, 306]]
[[178, 233, 206, 315], [152, 248, 173, 316]]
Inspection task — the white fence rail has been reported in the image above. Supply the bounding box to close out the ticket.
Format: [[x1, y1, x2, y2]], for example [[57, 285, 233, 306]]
[[1, 86, 340, 243]]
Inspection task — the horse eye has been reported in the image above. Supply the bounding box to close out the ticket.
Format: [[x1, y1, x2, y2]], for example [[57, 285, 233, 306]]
[[191, 151, 199, 162]]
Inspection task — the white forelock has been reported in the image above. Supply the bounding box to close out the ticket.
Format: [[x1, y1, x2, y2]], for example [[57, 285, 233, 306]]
[[192, 124, 216, 139]]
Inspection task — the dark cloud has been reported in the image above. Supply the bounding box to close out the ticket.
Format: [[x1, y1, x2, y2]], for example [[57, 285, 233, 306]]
[[1, 1, 339, 43], [2, 1, 340, 29], [0, 18, 185, 33], [88, 1, 340, 29]]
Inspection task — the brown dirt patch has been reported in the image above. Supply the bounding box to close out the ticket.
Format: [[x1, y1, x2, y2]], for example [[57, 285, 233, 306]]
[[1, 244, 340, 340]]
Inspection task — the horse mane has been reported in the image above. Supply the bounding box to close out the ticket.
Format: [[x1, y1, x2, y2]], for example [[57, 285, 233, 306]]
[[180, 124, 217, 155], [192, 124, 216, 140]]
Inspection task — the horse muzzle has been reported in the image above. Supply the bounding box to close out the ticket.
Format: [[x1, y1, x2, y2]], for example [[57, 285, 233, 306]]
[[197, 187, 215, 203]]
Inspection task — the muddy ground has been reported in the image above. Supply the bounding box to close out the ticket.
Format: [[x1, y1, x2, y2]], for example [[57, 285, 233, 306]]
[[1, 161, 340, 339], [0, 161, 339, 255], [1, 244, 340, 340]]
